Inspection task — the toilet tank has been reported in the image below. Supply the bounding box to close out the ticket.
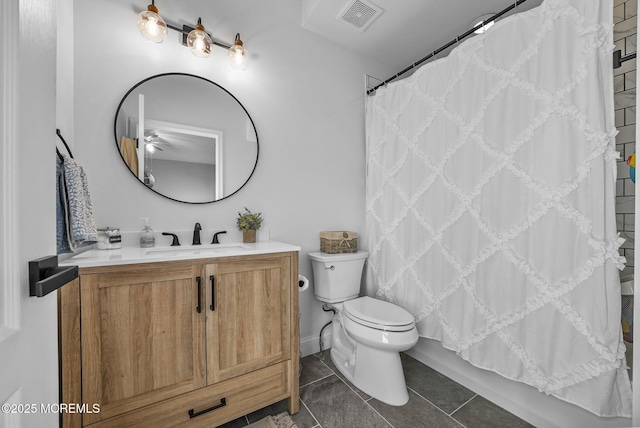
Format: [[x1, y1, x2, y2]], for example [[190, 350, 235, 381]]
[[309, 251, 368, 303]]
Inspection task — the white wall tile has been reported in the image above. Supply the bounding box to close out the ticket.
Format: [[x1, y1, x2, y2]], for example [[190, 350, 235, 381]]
[[615, 17, 637, 42], [625, 106, 636, 125], [616, 124, 636, 143], [625, 213, 636, 231], [625, 178, 636, 195], [621, 230, 636, 248], [627, 0, 638, 18], [619, 160, 631, 179], [618, 179, 625, 196], [625, 142, 636, 158], [615, 4, 625, 23], [626, 33, 637, 53], [615, 89, 636, 109], [617, 108, 626, 127], [617, 195, 635, 213], [615, 74, 625, 93], [626, 70, 636, 90]]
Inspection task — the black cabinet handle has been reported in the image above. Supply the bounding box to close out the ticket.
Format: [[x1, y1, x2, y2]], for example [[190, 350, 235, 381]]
[[196, 277, 202, 313], [188, 397, 226, 419], [209, 275, 215, 311]]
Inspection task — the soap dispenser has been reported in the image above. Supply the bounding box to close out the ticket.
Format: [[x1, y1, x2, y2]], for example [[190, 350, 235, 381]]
[[140, 217, 156, 248]]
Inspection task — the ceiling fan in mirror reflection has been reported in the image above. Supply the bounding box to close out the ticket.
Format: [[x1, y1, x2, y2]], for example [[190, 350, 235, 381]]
[[137, 0, 249, 70]]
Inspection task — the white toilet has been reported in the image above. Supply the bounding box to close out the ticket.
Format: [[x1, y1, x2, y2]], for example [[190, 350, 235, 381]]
[[309, 250, 418, 406]]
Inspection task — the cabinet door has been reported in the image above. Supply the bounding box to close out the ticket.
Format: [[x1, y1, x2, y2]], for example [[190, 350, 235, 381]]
[[206, 256, 291, 384], [80, 262, 206, 425]]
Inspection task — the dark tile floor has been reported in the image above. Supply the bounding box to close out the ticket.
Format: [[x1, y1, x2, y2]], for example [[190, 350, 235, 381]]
[[219, 352, 534, 428]]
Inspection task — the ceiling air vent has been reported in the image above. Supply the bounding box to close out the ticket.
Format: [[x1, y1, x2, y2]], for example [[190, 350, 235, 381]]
[[339, 0, 383, 32]]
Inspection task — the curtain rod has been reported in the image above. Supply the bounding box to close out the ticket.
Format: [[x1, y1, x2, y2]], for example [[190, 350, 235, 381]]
[[367, 0, 530, 95]]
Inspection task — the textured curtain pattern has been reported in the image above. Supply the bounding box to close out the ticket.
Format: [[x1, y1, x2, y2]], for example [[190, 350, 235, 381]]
[[365, 0, 632, 417]]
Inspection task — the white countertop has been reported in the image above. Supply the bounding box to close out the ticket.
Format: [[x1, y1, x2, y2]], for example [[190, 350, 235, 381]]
[[60, 241, 301, 268]]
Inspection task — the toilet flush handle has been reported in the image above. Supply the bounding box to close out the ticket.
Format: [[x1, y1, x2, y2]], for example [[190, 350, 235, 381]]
[[325, 265, 335, 270]]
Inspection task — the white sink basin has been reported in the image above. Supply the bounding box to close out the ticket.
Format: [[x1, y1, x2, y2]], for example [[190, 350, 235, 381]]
[[144, 243, 251, 257]]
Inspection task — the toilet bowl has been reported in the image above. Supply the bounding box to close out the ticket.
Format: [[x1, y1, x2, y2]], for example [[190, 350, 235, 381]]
[[343, 296, 417, 350], [309, 251, 418, 406]]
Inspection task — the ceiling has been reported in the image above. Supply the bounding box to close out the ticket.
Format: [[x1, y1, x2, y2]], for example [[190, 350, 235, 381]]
[[301, 0, 544, 82], [145, 129, 216, 165]]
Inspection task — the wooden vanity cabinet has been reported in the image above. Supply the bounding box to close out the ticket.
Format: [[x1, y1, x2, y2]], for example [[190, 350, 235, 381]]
[[59, 252, 299, 428], [205, 257, 292, 384]]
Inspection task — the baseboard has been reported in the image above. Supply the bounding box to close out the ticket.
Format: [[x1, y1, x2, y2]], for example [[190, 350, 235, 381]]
[[300, 331, 332, 358], [406, 338, 632, 428]]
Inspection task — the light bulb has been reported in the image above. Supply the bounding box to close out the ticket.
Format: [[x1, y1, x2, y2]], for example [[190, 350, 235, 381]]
[[137, 4, 167, 43], [228, 33, 249, 69], [187, 20, 212, 58], [229, 34, 249, 70], [146, 144, 155, 153]]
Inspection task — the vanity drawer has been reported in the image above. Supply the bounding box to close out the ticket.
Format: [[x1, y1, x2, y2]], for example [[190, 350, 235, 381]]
[[87, 362, 291, 428]]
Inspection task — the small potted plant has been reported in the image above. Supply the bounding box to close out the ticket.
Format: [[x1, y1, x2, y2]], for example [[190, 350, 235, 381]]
[[236, 207, 263, 243]]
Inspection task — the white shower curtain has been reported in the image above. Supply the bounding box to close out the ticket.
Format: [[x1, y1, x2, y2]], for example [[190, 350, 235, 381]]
[[365, 0, 632, 417]]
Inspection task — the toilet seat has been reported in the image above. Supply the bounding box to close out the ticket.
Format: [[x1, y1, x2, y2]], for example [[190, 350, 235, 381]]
[[343, 296, 415, 332]]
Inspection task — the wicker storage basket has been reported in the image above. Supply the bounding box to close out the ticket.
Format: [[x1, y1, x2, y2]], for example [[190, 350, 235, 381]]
[[320, 231, 358, 254]]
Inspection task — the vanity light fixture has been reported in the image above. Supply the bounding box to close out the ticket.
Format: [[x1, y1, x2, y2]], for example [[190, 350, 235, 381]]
[[229, 33, 249, 70], [137, 1, 168, 43], [187, 18, 212, 58], [137, 1, 249, 68]]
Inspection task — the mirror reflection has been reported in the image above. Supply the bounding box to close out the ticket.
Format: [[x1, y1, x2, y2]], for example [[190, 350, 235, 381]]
[[114, 73, 258, 204]]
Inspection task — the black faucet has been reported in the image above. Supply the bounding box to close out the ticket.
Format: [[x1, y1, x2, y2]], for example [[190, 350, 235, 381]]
[[192, 223, 202, 245], [162, 232, 180, 246], [211, 230, 227, 244]]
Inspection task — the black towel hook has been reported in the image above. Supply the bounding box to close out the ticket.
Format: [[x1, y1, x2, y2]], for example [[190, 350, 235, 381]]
[[56, 128, 75, 160]]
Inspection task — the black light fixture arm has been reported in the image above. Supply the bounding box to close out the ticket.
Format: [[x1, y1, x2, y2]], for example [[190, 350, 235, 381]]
[[165, 22, 232, 49], [147, 0, 232, 49]]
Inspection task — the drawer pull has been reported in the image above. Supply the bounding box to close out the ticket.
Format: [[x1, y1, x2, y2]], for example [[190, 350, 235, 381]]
[[210, 275, 215, 311], [188, 397, 226, 419], [196, 277, 202, 314]]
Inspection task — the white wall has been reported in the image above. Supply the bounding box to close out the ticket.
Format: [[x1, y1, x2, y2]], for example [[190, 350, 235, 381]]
[[66, 0, 393, 350], [151, 159, 216, 202]]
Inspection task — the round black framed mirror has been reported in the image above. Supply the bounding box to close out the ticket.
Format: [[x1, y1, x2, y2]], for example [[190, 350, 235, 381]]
[[114, 73, 259, 204]]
